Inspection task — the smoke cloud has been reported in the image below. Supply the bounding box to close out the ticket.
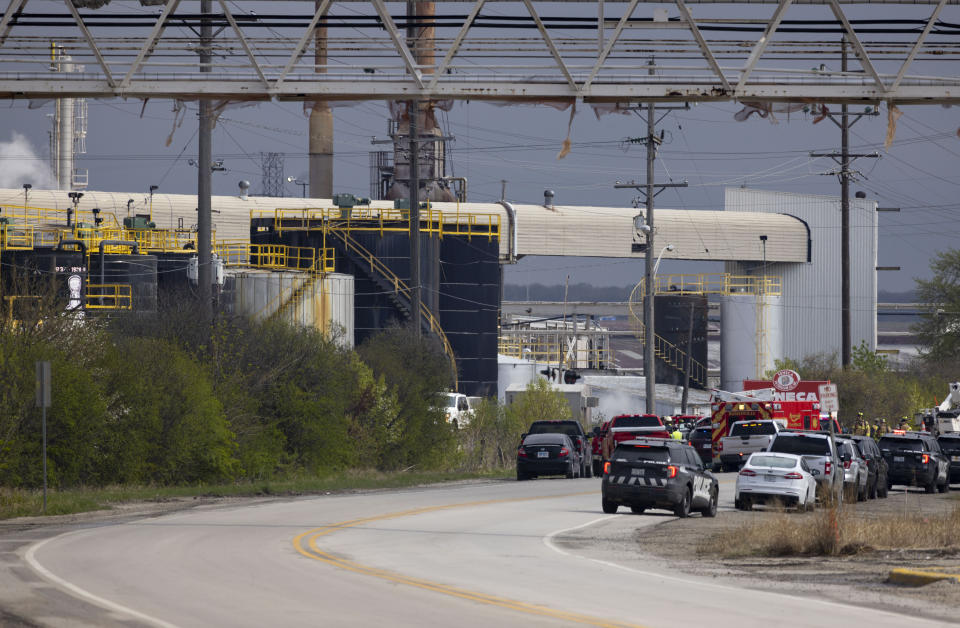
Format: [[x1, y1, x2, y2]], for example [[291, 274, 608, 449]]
[[0, 132, 54, 189]]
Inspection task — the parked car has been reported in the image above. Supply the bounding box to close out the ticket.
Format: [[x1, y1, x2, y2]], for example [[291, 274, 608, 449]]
[[525, 420, 592, 478], [879, 432, 950, 493], [590, 421, 611, 477], [688, 426, 714, 465], [835, 438, 869, 502], [937, 433, 960, 484], [517, 433, 581, 480], [767, 431, 843, 504], [601, 438, 718, 518], [849, 434, 889, 498], [718, 419, 784, 472], [735, 452, 817, 511], [601, 414, 670, 462]]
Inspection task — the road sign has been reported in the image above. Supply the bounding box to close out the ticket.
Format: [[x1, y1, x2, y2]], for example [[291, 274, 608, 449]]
[[35, 361, 50, 408], [819, 383, 839, 413]]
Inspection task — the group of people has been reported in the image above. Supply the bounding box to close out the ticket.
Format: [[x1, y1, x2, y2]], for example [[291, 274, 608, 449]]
[[850, 412, 917, 438]]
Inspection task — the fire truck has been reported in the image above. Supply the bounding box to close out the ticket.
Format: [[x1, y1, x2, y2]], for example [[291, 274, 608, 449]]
[[709, 370, 840, 469]]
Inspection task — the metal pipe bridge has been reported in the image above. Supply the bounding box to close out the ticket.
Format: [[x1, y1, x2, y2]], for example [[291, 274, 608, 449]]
[[0, 0, 959, 103]]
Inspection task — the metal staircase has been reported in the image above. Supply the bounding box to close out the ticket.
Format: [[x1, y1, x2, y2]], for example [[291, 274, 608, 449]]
[[326, 226, 459, 389]]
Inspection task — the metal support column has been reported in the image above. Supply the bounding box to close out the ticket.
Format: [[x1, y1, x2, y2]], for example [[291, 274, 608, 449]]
[[197, 0, 213, 319], [409, 99, 421, 337]]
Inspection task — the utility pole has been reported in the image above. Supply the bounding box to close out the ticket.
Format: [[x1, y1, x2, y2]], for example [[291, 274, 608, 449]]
[[809, 38, 879, 368], [197, 0, 213, 321], [614, 60, 688, 414], [409, 99, 421, 338]]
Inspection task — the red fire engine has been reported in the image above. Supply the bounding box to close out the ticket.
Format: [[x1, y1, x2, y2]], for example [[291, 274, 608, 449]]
[[709, 370, 840, 466]]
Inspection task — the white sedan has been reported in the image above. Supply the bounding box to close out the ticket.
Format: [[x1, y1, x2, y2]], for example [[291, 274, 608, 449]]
[[735, 452, 817, 512]]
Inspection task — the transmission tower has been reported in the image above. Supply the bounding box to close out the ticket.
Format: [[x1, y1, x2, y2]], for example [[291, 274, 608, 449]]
[[260, 152, 285, 197]]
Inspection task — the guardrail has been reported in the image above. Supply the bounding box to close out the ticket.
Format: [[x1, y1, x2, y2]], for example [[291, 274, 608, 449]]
[[214, 242, 334, 274], [85, 283, 132, 310], [253, 206, 500, 241]]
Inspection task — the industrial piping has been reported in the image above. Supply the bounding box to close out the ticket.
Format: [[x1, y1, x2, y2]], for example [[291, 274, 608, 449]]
[[497, 200, 517, 264]]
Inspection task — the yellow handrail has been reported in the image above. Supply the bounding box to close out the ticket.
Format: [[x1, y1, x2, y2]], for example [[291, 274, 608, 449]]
[[213, 242, 334, 274], [252, 206, 500, 241], [85, 283, 132, 310]]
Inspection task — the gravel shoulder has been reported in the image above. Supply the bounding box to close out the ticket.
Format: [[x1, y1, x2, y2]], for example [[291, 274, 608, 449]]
[[586, 482, 960, 625]]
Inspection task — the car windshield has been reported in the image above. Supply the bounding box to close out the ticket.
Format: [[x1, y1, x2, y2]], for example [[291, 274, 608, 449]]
[[613, 444, 670, 463], [693, 428, 711, 438], [879, 438, 924, 453], [731, 422, 777, 436], [613, 415, 661, 428], [769, 435, 830, 456], [748, 455, 797, 469], [529, 423, 581, 439]]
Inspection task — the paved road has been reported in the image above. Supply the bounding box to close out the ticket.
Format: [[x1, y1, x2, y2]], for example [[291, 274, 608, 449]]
[[16, 475, 954, 627]]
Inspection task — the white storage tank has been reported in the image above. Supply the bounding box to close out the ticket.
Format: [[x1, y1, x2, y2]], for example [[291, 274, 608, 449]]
[[227, 270, 354, 348], [720, 293, 783, 392]]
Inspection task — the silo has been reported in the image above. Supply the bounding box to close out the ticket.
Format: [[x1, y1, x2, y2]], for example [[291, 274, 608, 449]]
[[720, 293, 783, 392]]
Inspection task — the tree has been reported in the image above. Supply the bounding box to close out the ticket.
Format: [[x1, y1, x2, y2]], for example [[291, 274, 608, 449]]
[[506, 378, 573, 429], [915, 249, 960, 361]]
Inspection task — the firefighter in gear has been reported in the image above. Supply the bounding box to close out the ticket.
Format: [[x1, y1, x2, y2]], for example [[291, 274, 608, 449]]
[[670, 422, 683, 441], [853, 413, 869, 436], [877, 419, 888, 439], [898, 417, 912, 431]]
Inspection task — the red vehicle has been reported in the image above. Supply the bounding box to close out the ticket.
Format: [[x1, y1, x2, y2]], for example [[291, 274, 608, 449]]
[[590, 420, 610, 477], [600, 414, 670, 463], [709, 370, 841, 469]]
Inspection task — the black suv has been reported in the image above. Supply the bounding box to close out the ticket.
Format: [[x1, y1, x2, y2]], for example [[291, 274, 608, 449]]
[[878, 432, 950, 493], [689, 426, 713, 465], [601, 438, 718, 518], [525, 420, 592, 478], [850, 434, 889, 499], [937, 433, 960, 484]]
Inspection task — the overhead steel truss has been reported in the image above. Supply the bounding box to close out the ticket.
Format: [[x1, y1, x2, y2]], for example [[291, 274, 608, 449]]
[[1, 0, 959, 103]]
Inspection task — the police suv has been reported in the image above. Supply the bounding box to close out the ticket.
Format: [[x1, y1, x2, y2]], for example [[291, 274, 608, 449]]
[[601, 438, 719, 518]]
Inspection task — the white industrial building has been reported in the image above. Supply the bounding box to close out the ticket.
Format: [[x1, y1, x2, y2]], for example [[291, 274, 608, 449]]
[[722, 187, 877, 390]]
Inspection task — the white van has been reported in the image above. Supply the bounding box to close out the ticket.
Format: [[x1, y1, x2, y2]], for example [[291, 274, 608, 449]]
[[438, 392, 471, 427]]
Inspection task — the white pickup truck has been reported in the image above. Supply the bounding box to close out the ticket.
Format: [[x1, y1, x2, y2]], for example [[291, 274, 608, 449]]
[[718, 420, 784, 472]]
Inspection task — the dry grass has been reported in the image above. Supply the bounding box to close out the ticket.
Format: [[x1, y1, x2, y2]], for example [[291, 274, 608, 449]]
[[701, 505, 960, 557]]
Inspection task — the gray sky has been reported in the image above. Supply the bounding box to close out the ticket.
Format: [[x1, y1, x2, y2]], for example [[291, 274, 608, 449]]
[[1, 93, 956, 293]]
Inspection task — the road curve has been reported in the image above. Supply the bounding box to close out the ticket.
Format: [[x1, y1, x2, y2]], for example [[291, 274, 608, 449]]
[[23, 477, 953, 628]]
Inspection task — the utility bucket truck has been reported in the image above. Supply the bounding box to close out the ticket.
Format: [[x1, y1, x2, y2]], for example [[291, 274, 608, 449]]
[[934, 382, 960, 434]]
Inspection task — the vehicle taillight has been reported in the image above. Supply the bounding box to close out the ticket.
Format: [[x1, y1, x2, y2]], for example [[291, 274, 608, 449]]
[[739, 468, 756, 477], [559, 447, 569, 457], [517, 447, 527, 458], [666, 465, 678, 479], [922, 454, 930, 464], [603, 461, 611, 474], [843, 460, 851, 469], [784, 472, 803, 479], [718, 440, 723, 452], [824, 461, 832, 475]]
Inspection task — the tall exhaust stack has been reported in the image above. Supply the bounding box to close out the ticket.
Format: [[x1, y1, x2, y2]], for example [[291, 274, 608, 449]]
[[309, 0, 333, 199]]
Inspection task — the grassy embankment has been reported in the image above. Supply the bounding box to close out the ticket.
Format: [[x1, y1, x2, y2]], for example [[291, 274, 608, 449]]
[[0, 469, 512, 520], [701, 505, 960, 557]]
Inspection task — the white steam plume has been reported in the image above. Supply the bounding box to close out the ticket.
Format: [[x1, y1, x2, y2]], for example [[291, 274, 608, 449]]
[[0, 132, 55, 189]]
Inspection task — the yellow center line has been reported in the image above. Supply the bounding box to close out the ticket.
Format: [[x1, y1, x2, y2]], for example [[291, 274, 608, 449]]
[[293, 490, 646, 628]]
